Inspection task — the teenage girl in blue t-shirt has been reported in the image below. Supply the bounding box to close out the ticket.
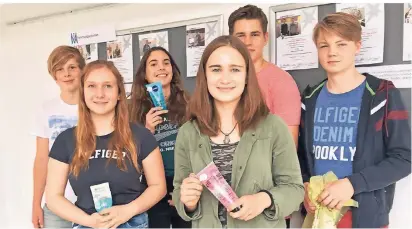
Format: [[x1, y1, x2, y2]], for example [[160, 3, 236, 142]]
[[129, 47, 191, 228]]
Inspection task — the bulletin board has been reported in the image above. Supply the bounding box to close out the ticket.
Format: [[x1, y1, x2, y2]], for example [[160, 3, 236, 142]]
[[95, 14, 223, 95]]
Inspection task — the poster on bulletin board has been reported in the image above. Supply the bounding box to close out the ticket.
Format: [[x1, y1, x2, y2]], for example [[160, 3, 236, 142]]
[[275, 6, 319, 70], [186, 21, 219, 77], [336, 3, 385, 65], [106, 35, 134, 96]]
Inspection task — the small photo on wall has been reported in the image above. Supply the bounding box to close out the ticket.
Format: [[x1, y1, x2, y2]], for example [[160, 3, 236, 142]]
[[275, 15, 302, 39], [186, 28, 205, 48], [341, 7, 366, 27], [405, 3, 412, 24], [106, 41, 123, 60]]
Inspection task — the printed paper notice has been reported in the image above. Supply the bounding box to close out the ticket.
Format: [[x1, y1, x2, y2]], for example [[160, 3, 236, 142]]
[[138, 31, 169, 60], [275, 6, 319, 70], [186, 22, 219, 77], [357, 64, 412, 88], [69, 24, 116, 46], [337, 3, 385, 65], [404, 3, 412, 61], [106, 35, 133, 97]]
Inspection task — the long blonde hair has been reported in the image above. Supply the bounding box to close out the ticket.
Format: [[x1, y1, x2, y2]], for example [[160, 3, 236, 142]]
[[70, 60, 139, 177]]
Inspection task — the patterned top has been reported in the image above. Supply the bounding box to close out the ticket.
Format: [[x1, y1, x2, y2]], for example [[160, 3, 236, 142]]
[[210, 140, 239, 228]]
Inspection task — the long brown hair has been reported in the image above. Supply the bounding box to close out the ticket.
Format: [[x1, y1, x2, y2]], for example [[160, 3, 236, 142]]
[[70, 60, 139, 177], [189, 35, 269, 136], [129, 46, 189, 126]]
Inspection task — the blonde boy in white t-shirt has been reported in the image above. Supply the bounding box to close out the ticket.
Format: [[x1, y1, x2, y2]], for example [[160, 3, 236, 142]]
[[31, 46, 85, 228]]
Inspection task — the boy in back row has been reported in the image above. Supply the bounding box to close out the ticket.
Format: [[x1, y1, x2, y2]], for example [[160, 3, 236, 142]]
[[228, 5, 302, 227], [229, 5, 301, 146], [31, 47, 85, 228]]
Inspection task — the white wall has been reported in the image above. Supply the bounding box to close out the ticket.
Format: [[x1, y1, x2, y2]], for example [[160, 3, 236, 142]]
[[0, 3, 410, 228]]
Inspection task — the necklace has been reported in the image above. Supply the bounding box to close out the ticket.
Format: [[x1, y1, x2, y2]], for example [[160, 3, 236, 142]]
[[220, 123, 238, 144]]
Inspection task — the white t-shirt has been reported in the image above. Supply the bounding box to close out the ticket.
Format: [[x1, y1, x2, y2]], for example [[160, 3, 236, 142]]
[[31, 96, 78, 205]]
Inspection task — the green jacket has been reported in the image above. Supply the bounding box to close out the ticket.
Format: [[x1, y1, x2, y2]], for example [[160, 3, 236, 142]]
[[172, 114, 304, 228]]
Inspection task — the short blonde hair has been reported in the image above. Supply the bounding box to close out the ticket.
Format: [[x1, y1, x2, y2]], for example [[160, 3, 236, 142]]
[[47, 46, 86, 79], [313, 12, 362, 43]]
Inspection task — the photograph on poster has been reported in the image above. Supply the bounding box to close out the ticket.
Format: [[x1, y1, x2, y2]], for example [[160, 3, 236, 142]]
[[140, 38, 156, 55], [187, 28, 205, 48], [76, 45, 91, 60], [106, 42, 123, 60], [341, 7, 366, 27], [405, 3, 412, 24], [138, 31, 169, 59], [75, 44, 97, 63], [276, 15, 301, 39]]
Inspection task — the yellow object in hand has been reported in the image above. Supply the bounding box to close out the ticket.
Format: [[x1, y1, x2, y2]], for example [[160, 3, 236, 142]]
[[302, 171, 359, 229]]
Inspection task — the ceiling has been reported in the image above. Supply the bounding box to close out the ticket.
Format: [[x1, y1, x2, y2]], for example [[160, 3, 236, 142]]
[[0, 3, 117, 25]]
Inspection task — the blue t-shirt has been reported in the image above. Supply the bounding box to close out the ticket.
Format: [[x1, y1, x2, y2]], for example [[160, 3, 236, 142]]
[[313, 80, 365, 179]]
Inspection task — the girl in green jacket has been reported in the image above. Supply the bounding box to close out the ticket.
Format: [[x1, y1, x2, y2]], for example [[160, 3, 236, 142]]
[[172, 35, 304, 228]]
